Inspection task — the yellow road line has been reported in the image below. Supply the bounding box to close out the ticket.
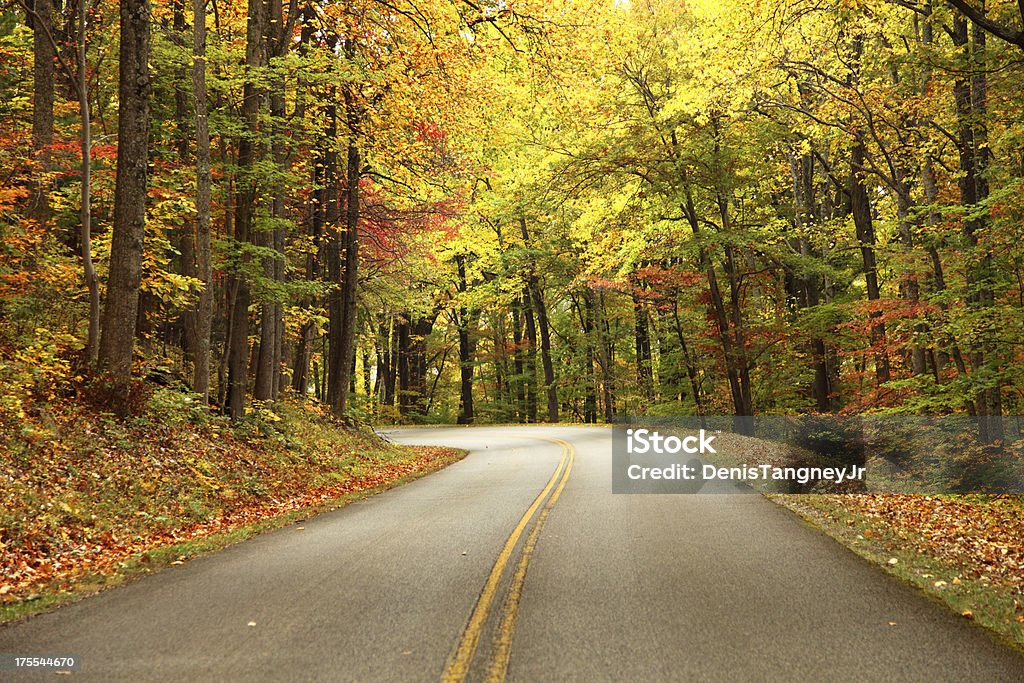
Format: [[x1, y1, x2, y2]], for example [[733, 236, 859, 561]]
[[441, 439, 571, 683], [486, 438, 575, 683]]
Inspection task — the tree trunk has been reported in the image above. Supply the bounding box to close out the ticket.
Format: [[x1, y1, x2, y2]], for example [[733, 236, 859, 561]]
[[254, 0, 287, 402], [174, 0, 194, 367], [380, 315, 397, 406], [849, 138, 891, 385], [396, 312, 434, 416], [292, 324, 312, 397], [579, 292, 598, 424], [632, 286, 653, 400], [682, 183, 752, 431], [532, 285, 558, 423], [585, 287, 615, 423], [511, 302, 526, 421], [226, 0, 266, 419], [522, 291, 539, 423], [671, 301, 705, 417], [74, 0, 99, 364], [177, 0, 211, 401], [361, 343, 371, 397], [397, 316, 410, 412], [326, 90, 361, 417], [953, 13, 1003, 441], [791, 149, 835, 411], [98, 0, 151, 396], [895, 180, 927, 376], [455, 255, 475, 424], [29, 0, 55, 223], [518, 217, 558, 422], [492, 315, 512, 421], [291, 113, 327, 397]]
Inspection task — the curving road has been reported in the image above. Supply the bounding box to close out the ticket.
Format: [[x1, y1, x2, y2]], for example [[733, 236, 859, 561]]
[[1, 426, 1021, 681]]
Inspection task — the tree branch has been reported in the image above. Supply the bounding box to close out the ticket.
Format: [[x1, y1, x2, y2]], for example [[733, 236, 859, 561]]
[[944, 0, 1024, 48]]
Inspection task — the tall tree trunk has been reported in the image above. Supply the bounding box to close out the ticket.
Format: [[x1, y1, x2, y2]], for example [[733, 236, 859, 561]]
[[971, 18, 1001, 436], [671, 301, 705, 417], [632, 286, 653, 400], [791, 149, 834, 411], [291, 116, 326, 397], [273, 241, 286, 397], [98, 0, 151, 396], [922, 160, 969, 386], [292, 324, 312, 397], [190, 0, 212, 401], [254, 0, 287, 402], [917, 4, 957, 386], [74, 0, 99, 364], [721, 239, 754, 425], [455, 255, 475, 424], [397, 315, 410, 412], [849, 138, 891, 385], [349, 349, 357, 394], [395, 312, 434, 416], [492, 315, 512, 421], [226, 0, 266, 419], [215, 136, 234, 408], [457, 320, 474, 423], [172, 0, 210, 400], [29, 0, 54, 223], [253, 228, 277, 402], [326, 88, 361, 417], [325, 100, 344, 412], [522, 292, 539, 423], [518, 217, 558, 422], [380, 315, 397, 406], [253, 303, 275, 401], [585, 287, 614, 423], [579, 292, 598, 424], [511, 302, 526, 421], [361, 342, 371, 397], [532, 285, 558, 423], [175, 0, 194, 364], [895, 179, 927, 376], [953, 12, 1002, 441], [682, 183, 752, 432]]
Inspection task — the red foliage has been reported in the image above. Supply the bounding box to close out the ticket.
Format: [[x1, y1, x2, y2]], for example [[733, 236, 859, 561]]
[[359, 181, 464, 265]]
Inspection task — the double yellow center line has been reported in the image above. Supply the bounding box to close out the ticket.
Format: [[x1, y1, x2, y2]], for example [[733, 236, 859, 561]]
[[441, 437, 575, 683]]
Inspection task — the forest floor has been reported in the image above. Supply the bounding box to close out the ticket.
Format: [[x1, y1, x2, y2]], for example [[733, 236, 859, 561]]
[[773, 494, 1024, 652], [0, 390, 464, 623]]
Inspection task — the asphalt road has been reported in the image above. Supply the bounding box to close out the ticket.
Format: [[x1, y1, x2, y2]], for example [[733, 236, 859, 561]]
[[1, 425, 1022, 681]]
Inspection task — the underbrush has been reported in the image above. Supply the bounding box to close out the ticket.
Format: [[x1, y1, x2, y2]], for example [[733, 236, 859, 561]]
[[0, 390, 462, 614]]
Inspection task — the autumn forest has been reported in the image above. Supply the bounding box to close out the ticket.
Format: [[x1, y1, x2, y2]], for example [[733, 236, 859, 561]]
[[4, 0, 1024, 431], [6, 0, 1024, 655]]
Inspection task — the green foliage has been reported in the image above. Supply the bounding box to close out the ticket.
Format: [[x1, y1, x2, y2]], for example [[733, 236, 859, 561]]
[[0, 329, 80, 429], [145, 388, 215, 427]]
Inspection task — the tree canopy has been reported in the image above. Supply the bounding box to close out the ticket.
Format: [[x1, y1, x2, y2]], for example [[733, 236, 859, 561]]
[[3, 0, 1024, 434]]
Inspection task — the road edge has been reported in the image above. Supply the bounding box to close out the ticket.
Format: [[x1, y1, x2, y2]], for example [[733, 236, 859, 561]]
[[768, 493, 1024, 656]]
